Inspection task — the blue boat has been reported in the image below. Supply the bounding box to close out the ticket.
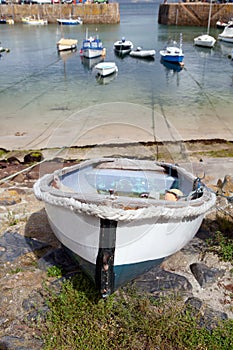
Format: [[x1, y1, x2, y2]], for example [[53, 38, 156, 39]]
[[160, 33, 184, 64], [80, 29, 105, 59], [57, 17, 82, 26]]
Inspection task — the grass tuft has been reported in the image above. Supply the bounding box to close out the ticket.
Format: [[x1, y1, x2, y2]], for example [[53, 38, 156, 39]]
[[38, 274, 233, 350]]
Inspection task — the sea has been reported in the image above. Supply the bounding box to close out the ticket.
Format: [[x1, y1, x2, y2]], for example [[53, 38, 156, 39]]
[[0, 0, 233, 151]]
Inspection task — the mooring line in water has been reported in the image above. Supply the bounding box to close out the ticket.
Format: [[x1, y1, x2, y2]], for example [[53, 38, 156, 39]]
[[183, 66, 233, 138], [157, 97, 190, 162], [0, 58, 61, 95]]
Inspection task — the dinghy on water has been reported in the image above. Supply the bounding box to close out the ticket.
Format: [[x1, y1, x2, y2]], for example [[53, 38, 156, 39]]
[[34, 157, 216, 298]]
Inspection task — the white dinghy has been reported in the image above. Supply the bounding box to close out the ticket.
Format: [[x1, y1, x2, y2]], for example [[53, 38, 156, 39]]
[[130, 47, 156, 59], [34, 157, 215, 297], [95, 62, 118, 77]]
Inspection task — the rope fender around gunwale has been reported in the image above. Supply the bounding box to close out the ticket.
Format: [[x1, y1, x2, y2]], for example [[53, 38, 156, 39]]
[[33, 179, 216, 222]]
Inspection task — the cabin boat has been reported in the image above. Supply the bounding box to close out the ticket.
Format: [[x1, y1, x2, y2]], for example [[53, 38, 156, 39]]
[[80, 30, 105, 59], [114, 37, 133, 56], [34, 157, 216, 298], [218, 21, 233, 43], [57, 17, 82, 26], [160, 34, 184, 64], [21, 16, 48, 25]]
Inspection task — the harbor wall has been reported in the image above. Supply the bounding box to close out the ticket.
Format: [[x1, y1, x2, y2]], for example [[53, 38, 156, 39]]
[[0, 3, 120, 24], [158, 3, 233, 27]]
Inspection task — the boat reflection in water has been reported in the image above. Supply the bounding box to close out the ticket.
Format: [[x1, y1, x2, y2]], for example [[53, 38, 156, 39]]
[[160, 59, 183, 73], [81, 56, 104, 71], [96, 71, 118, 85], [58, 49, 77, 79]]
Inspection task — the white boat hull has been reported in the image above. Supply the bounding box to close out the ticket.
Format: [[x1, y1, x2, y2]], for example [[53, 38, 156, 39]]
[[22, 17, 48, 26], [82, 49, 103, 59], [57, 38, 78, 52], [95, 62, 118, 77], [34, 158, 215, 297], [218, 22, 233, 43], [57, 18, 82, 25], [194, 34, 216, 48]]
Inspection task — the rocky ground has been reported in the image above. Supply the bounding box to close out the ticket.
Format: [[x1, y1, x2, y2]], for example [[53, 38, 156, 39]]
[[0, 146, 233, 349]]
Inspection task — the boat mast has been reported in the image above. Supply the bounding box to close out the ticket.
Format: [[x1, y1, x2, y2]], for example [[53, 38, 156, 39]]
[[207, 0, 212, 35], [179, 33, 183, 51]]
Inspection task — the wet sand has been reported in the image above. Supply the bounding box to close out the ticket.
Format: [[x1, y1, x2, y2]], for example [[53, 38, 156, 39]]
[[1, 102, 233, 151]]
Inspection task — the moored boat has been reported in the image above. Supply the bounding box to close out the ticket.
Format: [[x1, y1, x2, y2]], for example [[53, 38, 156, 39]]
[[57, 38, 78, 52], [114, 37, 133, 56], [216, 19, 232, 29], [194, 0, 216, 48], [22, 16, 48, 25], [57, 17, 82, 26], [95, 62, 118, 77], [160, 33, 184, 64], [129, 47, 156, 59], [218, 21, 233, 43], [80, 30, 106, 59], [34, 157, 216, 298]]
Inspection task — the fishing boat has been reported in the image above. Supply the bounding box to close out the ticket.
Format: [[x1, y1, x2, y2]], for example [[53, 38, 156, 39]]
[[95, 62, 118, 77], [114, 37, 133, 56], [160, 33, 184, 64], [57, 38, 78, 52], [194, 0, 216, 48], [34, 157, 216, 298], [21, 16, 48, 25], [80, 30, 105, 59], [129, 47, 155, 59], [57, 17, 82, 26], [218, 21, 233, 43]]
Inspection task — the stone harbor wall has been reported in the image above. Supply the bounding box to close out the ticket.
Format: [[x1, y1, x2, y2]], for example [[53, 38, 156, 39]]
[[0, 3, 120, 23], [158, 3, 233, 26]]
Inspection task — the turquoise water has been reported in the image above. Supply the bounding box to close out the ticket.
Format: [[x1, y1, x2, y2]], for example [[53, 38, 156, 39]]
[[0, 0, 233, 149]]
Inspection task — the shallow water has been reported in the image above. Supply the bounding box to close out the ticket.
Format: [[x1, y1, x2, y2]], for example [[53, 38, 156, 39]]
[[0, 0, 233, 150]]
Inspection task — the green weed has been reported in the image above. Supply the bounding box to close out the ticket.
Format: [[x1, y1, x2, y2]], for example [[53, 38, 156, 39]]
[[47, 266, 63, 278], [38, 274, 233, 350]]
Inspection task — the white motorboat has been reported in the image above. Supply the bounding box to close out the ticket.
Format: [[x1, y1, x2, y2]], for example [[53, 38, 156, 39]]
[[194, 0, 216, 48], [218, 21, 233, 43], [95, 62, 118, 77], [129, 47, 156, 59], [21, 16, 48, 25], [57, 38, 78, 52], [34, 157, 215, 298], [57, 17, 83, 26], [114, 37, 133, 56]]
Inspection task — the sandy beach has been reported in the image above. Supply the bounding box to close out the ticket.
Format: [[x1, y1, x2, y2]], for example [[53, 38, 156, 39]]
[[1, 102, 233, 152]]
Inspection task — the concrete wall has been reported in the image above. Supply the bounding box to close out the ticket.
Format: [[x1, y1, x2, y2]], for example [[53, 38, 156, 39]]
[[158, 3, 233, 26], [0, 3, 120, 23]]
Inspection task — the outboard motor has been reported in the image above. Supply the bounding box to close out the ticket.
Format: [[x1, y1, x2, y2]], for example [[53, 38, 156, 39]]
[[192, 174, 205, 199]]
